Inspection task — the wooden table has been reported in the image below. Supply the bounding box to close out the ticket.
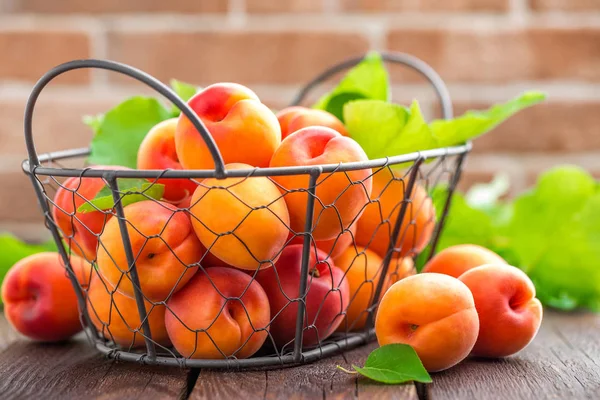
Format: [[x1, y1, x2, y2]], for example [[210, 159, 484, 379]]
[[0, 311, 598, 399]]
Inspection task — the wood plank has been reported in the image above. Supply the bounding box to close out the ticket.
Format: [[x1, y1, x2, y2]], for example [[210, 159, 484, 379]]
[[191, 370, 266, 400], [0, 313, 20, 351], [0, 333, 190, 399], [426, 311, 600, 399]]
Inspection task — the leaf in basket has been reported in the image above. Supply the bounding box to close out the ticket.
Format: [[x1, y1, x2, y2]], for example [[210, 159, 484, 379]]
[[337, 344, 432, 384], [344, 99, 438, 160], [169, 79, 199, 117], [432, 91, 547, 147], [77, 178, 165, 213], [0, 234, 57, 303], [86, 96, 172, 169], [313, 51, 390, 121]]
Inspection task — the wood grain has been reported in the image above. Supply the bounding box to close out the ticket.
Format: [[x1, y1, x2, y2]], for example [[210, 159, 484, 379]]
[[426, 311, 600, 399], [0, 335, 190, 400], [191, 370, 266, 400], [0, 313, 20, 351]]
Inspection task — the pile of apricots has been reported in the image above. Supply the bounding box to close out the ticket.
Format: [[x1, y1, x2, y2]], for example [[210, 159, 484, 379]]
[[1, 83, 542, 372]]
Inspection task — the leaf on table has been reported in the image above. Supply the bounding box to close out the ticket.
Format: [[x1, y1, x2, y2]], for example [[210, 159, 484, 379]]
[[338, 344, 432, 384], [86, 96, 172, 168], [169, 79, 199, 117], [77, 178, 165, 213], [508, 165, 600, 311], [0, 234, 57, 304], [314, 51, 389, 121], [431, 91, 547, 148]]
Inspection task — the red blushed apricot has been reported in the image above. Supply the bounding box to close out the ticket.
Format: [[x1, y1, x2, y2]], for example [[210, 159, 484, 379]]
[[356, 168, 435, 259], [175, 83, 281, 170], [289, 221, 357, 260], [256, 245, 349, 347], [334, 246, 388, 332], [52, 166, 128, 261], [86, 273, 171, 348], [1, 252, 91, 342], [165, 267, 270, 359], [189, 163, 290, 271], [270, 127, 372, 241], [137, 118, 199, 202], [97, 200, 202, 301], [276, 106, 348, 139], [423, 244, 507, 278], [459, 264, 543, 358], [375, 273, 479, 372]]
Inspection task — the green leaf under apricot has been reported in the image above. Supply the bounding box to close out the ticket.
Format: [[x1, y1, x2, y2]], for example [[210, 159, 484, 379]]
[[86, 96, 172, 168], [314, 51, 389, 121], [338, 344, 432, 384], [77, 179, 165, 213]]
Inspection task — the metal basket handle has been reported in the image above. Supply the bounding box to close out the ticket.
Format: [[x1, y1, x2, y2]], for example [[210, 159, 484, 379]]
[[23, 59, 227, 178], [289, 51, 453, 120]]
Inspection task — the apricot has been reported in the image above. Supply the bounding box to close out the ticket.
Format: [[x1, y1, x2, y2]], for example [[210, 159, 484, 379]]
[[423, 244, 507, 278], [459, 264, 543, 358], [165, 267, 270, 359], [375, 273, 479, 372], [270, 127, 372, 241], [52, 165, 127, 261], [356, 168, 435, 259], [388, 256, 416, 286], [276, 106, 348, 139], [189, 163, 290, 271], [334, 246, 388, 332], [2, 252, 90, 342], [97, 200, 202, 301], [137, 118, 199, 202], [86, 272, 171, 348], [256, 244, 349, 347], [290, 221, 357, 260], [175, 82, 281, 170]]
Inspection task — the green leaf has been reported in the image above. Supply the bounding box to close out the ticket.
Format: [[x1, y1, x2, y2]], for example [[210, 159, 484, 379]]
[[169, 79, 198, 117], [465, 173, 510, 212], [87, 97, 172, 168], [314, 51, 389, 121], [431, 91, 547, 147], [0, 234, 57, 304], [344, 100, 409, 159], [77, 179, 165, 213], [339, 344, 432, 384]]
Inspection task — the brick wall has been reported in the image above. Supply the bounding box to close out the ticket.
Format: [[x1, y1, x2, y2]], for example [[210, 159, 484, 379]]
[[1, 0, 599, 240]]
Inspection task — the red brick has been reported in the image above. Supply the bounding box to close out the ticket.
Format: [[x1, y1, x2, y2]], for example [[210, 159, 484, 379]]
[[107, 31, 370, 85], [0, 170, 49, 222], [8, 0, 226, 13], [436, 101, 600, 153], [530, 0, 600, 11], [0, 97, 118, 161], [246, 0, 324, 13], [341, 0, 509, 12], [386, 28, 600, 82], [0, 31, 90, 84]]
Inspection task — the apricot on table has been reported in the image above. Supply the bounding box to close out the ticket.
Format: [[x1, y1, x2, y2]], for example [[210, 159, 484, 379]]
[[86, 272, 171, 348], [459, 264, 543, 358], [423, 244, 507, 278], [276, 106, 348, 139], [356, 168, 435, 259], [270, 127, 372, 241], [175, 83, 281, 170], [137, 118, 199, 203], [165, 267, 270, 359], [189, 163, 290, 271], [96, 200, 202, 301], [375, 273, 479, 372], [256, 244, 349, 347], [2, 252, 90, 342], [334, 246, 388, 332]]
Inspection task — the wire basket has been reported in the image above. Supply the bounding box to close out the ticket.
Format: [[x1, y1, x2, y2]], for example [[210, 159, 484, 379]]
[[22, 52, 470, 369]]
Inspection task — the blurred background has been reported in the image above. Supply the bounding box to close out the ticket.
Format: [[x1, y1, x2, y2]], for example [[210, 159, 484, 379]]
[[0, 0, 599, 242]]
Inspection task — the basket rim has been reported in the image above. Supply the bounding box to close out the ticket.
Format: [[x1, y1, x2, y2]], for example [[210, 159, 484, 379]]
[[23, 142, 471, 179]]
